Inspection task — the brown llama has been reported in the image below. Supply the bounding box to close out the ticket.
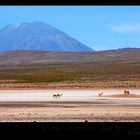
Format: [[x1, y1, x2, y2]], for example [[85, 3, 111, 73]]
[[124, 90, 130, 94], [53, 94, 63, 98], [53, 94, 57, 98], [56, 94, 63, 98]]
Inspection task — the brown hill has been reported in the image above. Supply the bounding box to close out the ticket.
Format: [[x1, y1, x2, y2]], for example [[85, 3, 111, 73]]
[[0, 48, 140, 66]]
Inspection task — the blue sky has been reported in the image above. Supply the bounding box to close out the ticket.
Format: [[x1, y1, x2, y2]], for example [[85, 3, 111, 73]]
[[0, 6, 140, 51]]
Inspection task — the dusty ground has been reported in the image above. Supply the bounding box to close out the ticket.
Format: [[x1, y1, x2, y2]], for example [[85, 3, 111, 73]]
[[108, 93, 140, 98], [0, 89, 140, 122]]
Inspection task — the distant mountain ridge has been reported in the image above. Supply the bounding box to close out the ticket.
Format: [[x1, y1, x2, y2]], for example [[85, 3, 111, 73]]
[[0, 48, 140, 66], [0, 21, 93, 52]]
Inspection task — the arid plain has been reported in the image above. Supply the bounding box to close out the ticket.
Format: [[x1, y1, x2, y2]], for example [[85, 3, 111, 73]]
[[0, 89, 140, 122], [0, 49, 140, 122]]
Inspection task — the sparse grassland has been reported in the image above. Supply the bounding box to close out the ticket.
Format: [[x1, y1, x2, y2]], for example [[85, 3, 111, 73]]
[[0, 61, 140, 89]]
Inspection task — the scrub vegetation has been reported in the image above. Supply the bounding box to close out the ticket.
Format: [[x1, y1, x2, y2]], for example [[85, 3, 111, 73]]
[[0, 61, 140, 88]]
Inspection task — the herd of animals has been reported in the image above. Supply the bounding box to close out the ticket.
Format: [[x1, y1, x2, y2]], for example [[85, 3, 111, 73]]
[[52, 90, 130, 98]]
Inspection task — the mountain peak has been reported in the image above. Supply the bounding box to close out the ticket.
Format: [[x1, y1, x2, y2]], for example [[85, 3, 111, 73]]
[[0, 21, 93, 52]]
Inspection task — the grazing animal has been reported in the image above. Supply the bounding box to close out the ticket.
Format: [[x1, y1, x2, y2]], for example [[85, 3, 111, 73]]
[[99, 92, 103, 97], [124, 90, 130, 94], [53, 94, 63, 98], [56, 94, 63, 98], [53, 94, 57, 98]]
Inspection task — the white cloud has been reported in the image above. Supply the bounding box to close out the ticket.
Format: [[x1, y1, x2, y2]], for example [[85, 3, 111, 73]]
[[110, 23, 140, 33]]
